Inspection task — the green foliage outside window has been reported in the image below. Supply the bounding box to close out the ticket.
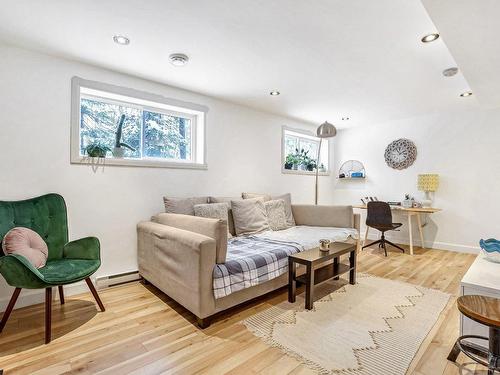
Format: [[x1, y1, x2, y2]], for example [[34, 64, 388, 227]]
[[80, 98, 191, 160]]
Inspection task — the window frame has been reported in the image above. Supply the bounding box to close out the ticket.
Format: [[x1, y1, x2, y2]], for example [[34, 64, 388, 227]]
[[281, 126, 330, 176], [71, 76, 208, 169]]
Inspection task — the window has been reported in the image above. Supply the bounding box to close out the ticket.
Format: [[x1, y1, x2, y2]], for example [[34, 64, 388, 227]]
[[282, 127, 329, 174], [71, 77, 207, 169]]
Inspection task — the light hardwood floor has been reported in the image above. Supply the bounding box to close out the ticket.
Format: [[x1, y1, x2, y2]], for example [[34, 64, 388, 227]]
[[0, 245, 486, 375]]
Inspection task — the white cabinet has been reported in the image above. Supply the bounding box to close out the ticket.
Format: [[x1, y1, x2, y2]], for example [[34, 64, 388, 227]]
[[460, 253, 500, 344]]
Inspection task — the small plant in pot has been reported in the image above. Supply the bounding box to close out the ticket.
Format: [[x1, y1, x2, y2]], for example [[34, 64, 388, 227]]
[[85, 142, 110, 158], [112, 114, 136, 158], [284, 154, 298, 169]]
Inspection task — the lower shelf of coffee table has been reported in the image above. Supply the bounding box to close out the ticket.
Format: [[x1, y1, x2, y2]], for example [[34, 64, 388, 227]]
[[295, 263, 353, 286]]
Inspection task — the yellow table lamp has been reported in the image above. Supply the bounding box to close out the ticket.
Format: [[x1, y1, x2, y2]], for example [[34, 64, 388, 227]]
[[418, 174, 439, 207]]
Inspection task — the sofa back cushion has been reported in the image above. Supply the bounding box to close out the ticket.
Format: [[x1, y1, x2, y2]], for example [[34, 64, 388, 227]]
[[231, 198, 270, 235], [163, 196, 209, 215], [152, 213, 228, 263], [292, 205, 354, 228]]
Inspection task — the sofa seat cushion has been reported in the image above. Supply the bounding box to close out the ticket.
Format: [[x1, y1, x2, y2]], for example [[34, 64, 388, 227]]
[[39, 259, 100, 284]]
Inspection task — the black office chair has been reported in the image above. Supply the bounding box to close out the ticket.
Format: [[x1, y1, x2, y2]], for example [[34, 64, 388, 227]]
[[362, 201, 405, 256]]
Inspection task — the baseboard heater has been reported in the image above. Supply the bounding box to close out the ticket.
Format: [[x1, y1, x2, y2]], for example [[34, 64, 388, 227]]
[[95, 270, 141, 289]]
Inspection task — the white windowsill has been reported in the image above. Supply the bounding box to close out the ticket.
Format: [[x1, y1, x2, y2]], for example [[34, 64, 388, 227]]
[[282, 169, 330, 176], [71, 156, 207, 170]]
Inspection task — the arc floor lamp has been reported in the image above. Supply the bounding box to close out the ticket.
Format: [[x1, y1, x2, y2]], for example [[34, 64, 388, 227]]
[[315, 121, 337, 205]]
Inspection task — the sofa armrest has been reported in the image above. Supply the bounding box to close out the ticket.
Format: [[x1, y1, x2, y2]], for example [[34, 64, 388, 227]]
[[292, 204, 354, 228], [137, 221, 217, 318], [152, 213, 227, 263]]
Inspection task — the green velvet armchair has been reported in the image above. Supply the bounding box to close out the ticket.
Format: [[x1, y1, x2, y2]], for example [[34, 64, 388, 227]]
[[0, 193, 104, 343]]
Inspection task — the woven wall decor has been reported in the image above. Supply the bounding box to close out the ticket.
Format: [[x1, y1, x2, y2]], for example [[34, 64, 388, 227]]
[[384, 138, 417, 170]]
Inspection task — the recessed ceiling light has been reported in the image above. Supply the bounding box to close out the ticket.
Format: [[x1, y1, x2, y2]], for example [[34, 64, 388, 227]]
[[169, 53, 189, 67], [270, 90, 280, 96], [460, 91, 473, 97], [342, 117, 350, 121], [421, 33, 440, 43], [113, 35, 130, 45]]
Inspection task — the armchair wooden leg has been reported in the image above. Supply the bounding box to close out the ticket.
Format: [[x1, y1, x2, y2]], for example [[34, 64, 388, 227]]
[[0, 287, 22, 332], [58, 285, 65, 305], [45, 287, 52, 344], [85, 278, 105, 312]]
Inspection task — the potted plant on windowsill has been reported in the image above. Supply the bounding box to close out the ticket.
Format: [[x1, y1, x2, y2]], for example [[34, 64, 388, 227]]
[[112, 114, 136, 158], [85, 143, 111, 158]]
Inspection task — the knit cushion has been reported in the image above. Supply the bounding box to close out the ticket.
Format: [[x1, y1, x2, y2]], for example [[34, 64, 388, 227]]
[[2, 227, 49, 268]]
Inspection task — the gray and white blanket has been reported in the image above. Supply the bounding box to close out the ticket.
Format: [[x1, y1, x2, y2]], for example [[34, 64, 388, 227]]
[[212, 236, 303, 299], [212, 226, 359, 299]]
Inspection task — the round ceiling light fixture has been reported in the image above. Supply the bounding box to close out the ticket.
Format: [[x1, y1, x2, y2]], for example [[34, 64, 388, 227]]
[[270, 90, 280, 96], [443, 67, 458, 77], [113, 35, 130, 45], [460, 91, 473, 97], [169, 53, 189, 67], [421, 33, 440, 43]]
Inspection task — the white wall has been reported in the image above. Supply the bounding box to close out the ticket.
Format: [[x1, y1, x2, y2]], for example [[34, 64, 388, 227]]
[[0, 44, 335, 308], [332, 108, 500, 252]]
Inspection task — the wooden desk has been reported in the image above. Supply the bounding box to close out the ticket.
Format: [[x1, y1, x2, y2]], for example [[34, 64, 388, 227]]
[[353, 205, 442, 255]]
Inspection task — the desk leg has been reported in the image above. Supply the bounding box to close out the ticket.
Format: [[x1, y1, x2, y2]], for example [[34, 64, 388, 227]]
[[288, 258, 296, 303], [416, 213, 425, 249], [305, 264, 314, 310], [364, 226, 369, 246], [408, 213, 414, 255]]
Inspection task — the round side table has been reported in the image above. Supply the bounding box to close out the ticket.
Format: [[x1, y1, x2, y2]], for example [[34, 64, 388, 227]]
[[448, 295, 500, 374]]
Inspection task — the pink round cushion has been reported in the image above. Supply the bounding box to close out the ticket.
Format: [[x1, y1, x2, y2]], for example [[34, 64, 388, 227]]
[[2, 227, 49, 269]]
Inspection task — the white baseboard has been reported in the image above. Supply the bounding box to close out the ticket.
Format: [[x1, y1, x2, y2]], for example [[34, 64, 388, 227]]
[[363, 233, 479, 254]]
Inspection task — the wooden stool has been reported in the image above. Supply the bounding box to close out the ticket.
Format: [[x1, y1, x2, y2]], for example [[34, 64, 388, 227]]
[[448, 295, 500, 374]]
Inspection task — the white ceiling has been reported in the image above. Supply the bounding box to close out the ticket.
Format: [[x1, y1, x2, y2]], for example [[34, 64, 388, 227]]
[[422, 0, 500, 110], [0, 0, 486, 127]]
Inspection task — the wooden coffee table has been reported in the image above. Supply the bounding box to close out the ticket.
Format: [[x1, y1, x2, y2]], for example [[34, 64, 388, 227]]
[[288, 242, 357, 310]]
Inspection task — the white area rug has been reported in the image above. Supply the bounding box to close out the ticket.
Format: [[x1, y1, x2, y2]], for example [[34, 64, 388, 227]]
[[243, 274, 450, 374]]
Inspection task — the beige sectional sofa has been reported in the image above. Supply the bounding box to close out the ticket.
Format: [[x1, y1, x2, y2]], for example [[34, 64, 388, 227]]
[[137, 203, 360, 328]]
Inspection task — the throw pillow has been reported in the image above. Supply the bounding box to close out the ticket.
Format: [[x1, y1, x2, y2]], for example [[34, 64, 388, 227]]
[[163, 196, 209, 215], [231, 198, 270, 236], [242, 192, 295, 227], [264, 199, 289, 231], [209, 196, 242, 236], [2, 227, 49, 268], [242, 192, 272, 201], [194, 203, 233, 238]]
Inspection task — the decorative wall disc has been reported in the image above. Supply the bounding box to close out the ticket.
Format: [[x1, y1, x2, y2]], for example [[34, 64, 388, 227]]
[[384, 138, 417, 170]]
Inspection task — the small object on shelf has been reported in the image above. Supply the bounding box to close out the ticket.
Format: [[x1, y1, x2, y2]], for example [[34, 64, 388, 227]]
[[479, 238, 500, 263], [402, 194, 414, 208], [338, 160, 365, 179], [319, 239, 331, 252], [388, 201, 401, 206]]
